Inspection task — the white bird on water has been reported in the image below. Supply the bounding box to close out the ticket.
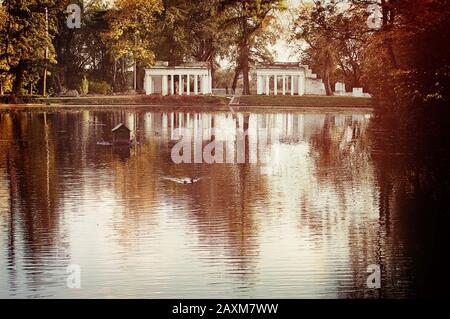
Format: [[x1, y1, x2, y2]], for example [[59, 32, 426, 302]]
[[182, 178, 201, 184], [163, 177, 201, 185]]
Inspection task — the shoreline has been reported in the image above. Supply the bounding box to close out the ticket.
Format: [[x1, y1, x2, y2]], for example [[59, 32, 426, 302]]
[[0, 95, 374, 113], [0, 103, 373, 114]]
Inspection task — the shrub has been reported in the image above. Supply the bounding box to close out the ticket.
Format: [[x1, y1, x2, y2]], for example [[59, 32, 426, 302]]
[[88, 81, 112, 95]]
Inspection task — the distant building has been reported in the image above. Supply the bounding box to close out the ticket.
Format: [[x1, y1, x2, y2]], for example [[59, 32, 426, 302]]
[[144, 61, 213, 96], [255, 62, 326, 96]]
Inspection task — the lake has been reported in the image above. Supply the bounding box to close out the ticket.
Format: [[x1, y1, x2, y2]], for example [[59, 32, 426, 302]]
[[0, 108, 440, 298]]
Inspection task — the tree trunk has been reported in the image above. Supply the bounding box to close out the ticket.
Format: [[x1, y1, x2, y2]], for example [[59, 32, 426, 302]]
[[136, 63, 144, 92], [386, 39, 398, 69], [121, 58, 127, 91], [241, 51, 250, 95], [381, 0, 398, 69], [133, 58, 137, 91], [232, 65, 241, 94], [52, 72, 62, 94], [324, 52, 333, 96], [240, 10, 251, 96], [12, 61, 25, 97], [206, 48, 216, 89], [209, 58, 215, 89], [113, 60, 117, 92], [240, 20, 251, 96], [352, 69, 361, 88]]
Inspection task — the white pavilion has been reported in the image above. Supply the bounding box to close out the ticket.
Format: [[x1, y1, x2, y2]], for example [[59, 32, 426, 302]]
[[255, 62, 326, 96], [144, 61, 362, 97], [144, 61, 213, 96]]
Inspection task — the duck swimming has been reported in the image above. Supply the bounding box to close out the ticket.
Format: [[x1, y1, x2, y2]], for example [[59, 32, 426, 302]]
[[163, 177, 201, 185], [183, 178, 201, 184]]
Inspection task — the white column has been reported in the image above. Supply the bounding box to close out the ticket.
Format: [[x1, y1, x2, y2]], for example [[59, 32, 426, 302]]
[[202, 75, 208, 94], [144, 75, 149, 95], [170, 75, 174, 95], [198, 74, 205, 94], [194, 74, 198, 95], [147, 75, 153, 95], [200, 75, 204, 94], [209, 71, 212, 94], [179, 74, 183, 95], [274, 75, 278, 95], [291, 75, 295, 95], [182, 76, 185, 95], [265, 75, 270, 95], [257, 75, 263, 95], [282, 76, 286, 95], [298, 73, 305, 96], [162, 75, 168, 96], [186, 74, 191, 96]]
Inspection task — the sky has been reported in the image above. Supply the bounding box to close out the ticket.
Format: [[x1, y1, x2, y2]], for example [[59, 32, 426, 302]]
[[273, 0, 303, 62]]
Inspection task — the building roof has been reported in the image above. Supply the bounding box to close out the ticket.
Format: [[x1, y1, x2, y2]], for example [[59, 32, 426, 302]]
[[148, 61, 210, 70], [256, 62, 310, 70], [112, 123, 131, 132]]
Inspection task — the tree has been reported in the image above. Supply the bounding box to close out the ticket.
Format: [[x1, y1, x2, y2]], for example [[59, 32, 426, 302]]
[[291, 1, 373, 95], [102, 0, 163, 91], [182, 0, 232, 86], [334, 5, 369, 89], [1, 0, 58, 99], [52, 0, 114, 93], [355, 0, 450, 108], [292, 1, 339, 96], [153, 0, 190, 65], [223, 0, 286, 95], [153, 0, 234, 87], [0, 3, 9, 94]]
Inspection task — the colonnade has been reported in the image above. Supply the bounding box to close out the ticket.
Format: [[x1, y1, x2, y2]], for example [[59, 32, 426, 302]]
[[256, 72, 306, 96], [144, 64, 310, 96], [144, 70, 212, 96]]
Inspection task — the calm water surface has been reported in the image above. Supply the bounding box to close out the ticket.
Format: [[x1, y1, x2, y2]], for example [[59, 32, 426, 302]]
[[0, 109, 422, 298]]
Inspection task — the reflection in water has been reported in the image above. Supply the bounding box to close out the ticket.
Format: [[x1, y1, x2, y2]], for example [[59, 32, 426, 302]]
[[0, 109, 429, 298]]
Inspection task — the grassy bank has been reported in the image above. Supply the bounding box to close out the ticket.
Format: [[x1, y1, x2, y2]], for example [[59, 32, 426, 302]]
[[238, 95, 373, 107], [44, 95, 228, 106], [1, 94, 373, 111]]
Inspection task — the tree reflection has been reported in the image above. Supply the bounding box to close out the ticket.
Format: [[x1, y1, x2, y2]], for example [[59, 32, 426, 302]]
[[370, 119, 450, 298], [1, 108, 439, 298]]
